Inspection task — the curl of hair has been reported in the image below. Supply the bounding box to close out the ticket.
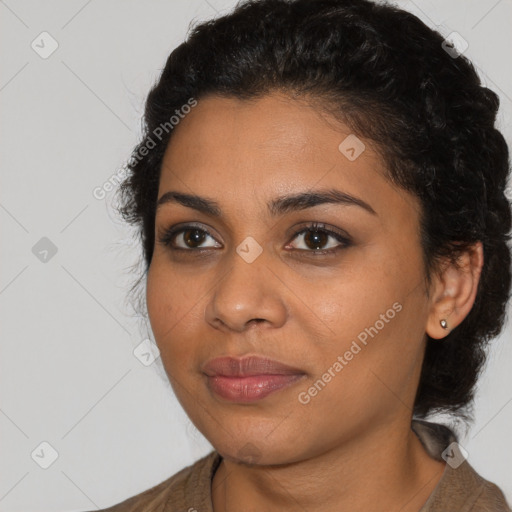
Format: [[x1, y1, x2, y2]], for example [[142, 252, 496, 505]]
[[115, 0, 512, 420]]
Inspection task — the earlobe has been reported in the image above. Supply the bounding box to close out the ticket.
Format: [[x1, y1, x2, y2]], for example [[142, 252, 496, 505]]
[[425, 242, 484, 340]]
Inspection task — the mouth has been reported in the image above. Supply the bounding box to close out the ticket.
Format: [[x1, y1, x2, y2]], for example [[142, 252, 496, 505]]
[[202, 355, 306, 402]]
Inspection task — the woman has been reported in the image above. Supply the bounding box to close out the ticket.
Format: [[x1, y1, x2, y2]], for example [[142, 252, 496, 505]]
[[96, 0, 512, 509]]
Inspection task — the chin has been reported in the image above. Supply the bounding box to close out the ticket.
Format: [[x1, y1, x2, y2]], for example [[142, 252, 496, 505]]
[[207, 427, 307, 467]]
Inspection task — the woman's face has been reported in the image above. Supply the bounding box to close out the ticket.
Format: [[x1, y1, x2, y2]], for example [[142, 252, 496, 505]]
[[146, 92, 432, 464]]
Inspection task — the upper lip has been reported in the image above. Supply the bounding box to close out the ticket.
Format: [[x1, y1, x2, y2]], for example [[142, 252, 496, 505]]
[[202, 355, 305, 377]]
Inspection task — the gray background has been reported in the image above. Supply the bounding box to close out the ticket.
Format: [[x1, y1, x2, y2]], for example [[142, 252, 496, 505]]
[[1, 0, 511, 510]]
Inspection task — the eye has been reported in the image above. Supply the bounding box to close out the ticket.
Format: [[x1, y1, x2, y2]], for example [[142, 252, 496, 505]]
[[285, 222, 351, 255], [157, 221, 351, 255], [157, 223, 221, 250]]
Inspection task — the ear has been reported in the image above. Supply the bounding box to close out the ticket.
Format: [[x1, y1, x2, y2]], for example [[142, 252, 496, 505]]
[[426, 242, 484, 340]]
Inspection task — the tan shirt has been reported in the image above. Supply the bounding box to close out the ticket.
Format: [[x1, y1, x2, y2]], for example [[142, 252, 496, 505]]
[[92, 420, 511, 511]]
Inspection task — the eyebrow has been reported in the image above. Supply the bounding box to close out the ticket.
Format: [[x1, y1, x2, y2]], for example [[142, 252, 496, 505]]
[[156, 188, 377, 217]]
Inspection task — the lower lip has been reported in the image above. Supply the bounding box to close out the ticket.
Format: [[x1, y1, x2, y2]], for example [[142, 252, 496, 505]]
[[206, 374, 305, 402]]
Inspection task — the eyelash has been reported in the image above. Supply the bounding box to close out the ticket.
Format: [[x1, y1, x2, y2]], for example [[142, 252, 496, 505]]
[[157, 222, 351, 256]]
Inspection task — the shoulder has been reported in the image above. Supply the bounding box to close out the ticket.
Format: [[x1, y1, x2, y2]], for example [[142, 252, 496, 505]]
[[471, 479, 512, 512], [86, 450, 220, 512], [432, 464, 512, 512], [412, 419, 511, 512]]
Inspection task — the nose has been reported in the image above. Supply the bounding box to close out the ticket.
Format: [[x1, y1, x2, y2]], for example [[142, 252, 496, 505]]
[[204, 248, 288, 333]]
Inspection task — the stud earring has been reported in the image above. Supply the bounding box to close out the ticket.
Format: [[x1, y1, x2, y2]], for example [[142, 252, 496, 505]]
[[440, 319, 449, 330]]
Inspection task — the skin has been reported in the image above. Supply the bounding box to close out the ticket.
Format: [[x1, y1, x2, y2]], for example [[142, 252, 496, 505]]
[[146, 91, 484, 511]]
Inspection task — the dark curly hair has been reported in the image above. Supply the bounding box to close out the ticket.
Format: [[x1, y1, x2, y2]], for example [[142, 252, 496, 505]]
[[115, 0, 512, 420]]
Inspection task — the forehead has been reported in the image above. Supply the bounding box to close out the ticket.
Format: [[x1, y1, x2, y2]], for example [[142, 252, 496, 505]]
[[165, 92, 370, 157], [158, 92, 419, 221]]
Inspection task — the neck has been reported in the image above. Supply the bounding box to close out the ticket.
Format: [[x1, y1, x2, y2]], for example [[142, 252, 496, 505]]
[[211, 418, 446, 512]]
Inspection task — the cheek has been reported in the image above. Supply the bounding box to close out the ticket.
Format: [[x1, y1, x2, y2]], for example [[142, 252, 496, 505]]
[[146, 268, 199, 416], [146, 263, 205, 371], [303, 258, 423, 389], [308, 259, 396, 335], [146, 265, 170, 340], [146, 265, 180, 355]]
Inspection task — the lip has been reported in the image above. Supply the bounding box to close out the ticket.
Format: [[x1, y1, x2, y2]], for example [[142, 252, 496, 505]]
[[202, 355, 304, 377], [202, 355, 306, 403], [206, 374, 305, 402]]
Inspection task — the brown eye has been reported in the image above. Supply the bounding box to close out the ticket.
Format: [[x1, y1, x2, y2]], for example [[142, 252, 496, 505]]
[[302, 229, 329, 250], [158, 224, 221, 250], [182, 228, 207, 248], [287, 224, 351, 254]]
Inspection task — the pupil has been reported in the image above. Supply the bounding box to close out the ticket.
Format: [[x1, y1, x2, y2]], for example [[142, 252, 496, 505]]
[[305, 230, 326, 250], [185, 229, 205, 247]]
